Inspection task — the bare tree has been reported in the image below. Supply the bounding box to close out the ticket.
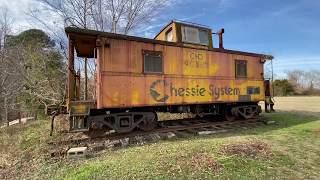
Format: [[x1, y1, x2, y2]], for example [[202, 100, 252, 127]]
[[105, 0, 128, 33], [0, 7, 20, 126], [123, 0, 167, 34], [30, 0, 170, 101], [0, 7, 14, 50], [36, 0, 96, 28], [91, 0, 169, 34], [286, 70, 320, 95], [33, 0, 97, 100], [286, 70, 304, 92], [0, 46, 23, 126], [305, 70, 320, 89]]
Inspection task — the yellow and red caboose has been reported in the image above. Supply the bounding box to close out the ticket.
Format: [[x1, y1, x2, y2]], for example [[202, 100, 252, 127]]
[[65, 20, 273, 133]]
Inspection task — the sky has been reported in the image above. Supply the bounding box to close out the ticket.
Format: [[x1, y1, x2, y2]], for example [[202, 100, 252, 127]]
[[1, 0, 320, 77]]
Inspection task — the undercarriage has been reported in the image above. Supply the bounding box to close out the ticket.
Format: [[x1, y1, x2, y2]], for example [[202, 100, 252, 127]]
[[68, 103, 262, 133]]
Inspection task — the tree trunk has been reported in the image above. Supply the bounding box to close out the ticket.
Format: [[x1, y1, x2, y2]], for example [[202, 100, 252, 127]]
[[18, 110, 21, 124], [4, 97, 9, 127], [34, 111, 38, 121], [112, 16, 116, 33], [0, 36, 2, 50]]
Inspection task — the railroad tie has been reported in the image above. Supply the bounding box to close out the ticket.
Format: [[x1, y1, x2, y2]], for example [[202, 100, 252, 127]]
[[198, 129, 228, 135]]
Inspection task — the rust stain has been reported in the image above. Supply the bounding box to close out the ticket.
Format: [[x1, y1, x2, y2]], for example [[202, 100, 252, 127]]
[[96, 38, 264, 108], [66, 21, 269, 109]]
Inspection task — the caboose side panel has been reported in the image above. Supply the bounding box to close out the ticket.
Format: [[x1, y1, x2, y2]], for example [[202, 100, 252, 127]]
[[100, 75, 264, 108], [100, 39, 263, 78], [65, 22, 273, 133], [97, 38, 265, 109]]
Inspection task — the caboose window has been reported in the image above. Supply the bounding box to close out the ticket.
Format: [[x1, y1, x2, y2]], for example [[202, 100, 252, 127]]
[[181, 26, 209, 45], [166, 28, 173, 42], [235, 60, 247, 78], [199, 30, 209, 45], [143, 51, 163, 73]]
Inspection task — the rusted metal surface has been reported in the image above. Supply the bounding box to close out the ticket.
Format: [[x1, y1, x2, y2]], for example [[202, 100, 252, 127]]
[[94, 38, 265, 109], [65, 27, 273, 60], [214, 28, 225, 49], [69, 100, 96, 116], [155, 21, 214, 49], [95, 38, 103, 109], [65, 22, 273, 110]]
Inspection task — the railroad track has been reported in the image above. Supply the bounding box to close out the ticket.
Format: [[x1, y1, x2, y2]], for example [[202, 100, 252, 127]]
[[49, 116, 266, 158]]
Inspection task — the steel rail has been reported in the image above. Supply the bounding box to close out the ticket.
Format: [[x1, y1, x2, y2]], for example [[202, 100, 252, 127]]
[[48, 117, 261, 146]]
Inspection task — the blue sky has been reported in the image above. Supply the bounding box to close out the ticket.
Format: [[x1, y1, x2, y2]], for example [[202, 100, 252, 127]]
[[140, 0, 320, 77], [2, 0, 320, 77]]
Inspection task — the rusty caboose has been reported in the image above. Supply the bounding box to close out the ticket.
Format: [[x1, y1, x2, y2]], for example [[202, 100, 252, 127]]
[[65, 20, 273, 133]]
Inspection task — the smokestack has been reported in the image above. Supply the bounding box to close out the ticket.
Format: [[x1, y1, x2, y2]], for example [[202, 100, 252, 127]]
[[213, 28, 225, 49], [217, 28, 224, 49]]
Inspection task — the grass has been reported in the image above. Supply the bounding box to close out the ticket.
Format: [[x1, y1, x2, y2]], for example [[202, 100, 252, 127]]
[[1, 96, 320, 179]]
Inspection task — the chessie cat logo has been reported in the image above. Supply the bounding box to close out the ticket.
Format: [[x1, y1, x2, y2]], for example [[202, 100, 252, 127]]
[[149, 80, 169, 103]]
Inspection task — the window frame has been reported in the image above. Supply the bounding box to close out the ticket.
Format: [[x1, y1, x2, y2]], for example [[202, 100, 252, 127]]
[[142, 50, 164, 74], [199, 29, 209, 45], [181, 25, 209, 46], [235, 60, 248, 78]]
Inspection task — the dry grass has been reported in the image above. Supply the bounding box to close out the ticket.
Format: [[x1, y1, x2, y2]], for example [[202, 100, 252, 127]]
[[51, 115, 89, 143], [313, 128, 320, 135], [0, 120, 51, 179], [260, 96, 320, 112], [219, 139, 272, 159], [191, 152, 223, 172], [157, 112, 196, 121], [54, 114, 69, 133], [167, 151, 223, 176]]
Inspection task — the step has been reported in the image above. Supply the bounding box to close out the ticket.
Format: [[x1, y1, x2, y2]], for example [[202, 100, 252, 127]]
[[67, 147, 88, 159]]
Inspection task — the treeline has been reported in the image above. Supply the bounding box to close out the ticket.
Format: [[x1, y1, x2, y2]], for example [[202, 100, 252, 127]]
[[0, 0, 169, 125], [273, 70, 320, 96], [0, 28, 66, 125]]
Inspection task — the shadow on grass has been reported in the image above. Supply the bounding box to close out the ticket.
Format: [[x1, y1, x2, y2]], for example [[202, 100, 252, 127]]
[[143, 110, 320, 145], [192, 110, 319, 140], [81, 110, 320, 150]]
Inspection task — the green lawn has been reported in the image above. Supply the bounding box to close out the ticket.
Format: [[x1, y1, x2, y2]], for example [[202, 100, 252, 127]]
[[1, 106, 320, 179]]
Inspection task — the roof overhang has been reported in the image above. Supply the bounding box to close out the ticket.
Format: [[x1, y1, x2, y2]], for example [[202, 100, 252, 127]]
[[65, 27, 274, 60], [66, 29, 97, 58]]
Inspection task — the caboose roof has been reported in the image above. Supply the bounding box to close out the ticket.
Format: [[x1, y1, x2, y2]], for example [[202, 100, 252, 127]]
[[65, 26, 273, 60], [153, 20, 212, 40]]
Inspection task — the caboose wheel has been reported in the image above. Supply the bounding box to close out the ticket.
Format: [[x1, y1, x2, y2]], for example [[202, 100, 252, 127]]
[[224, 112, 236, 121], [138, 112, 158, 131], [224, 108, 236, 121]]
